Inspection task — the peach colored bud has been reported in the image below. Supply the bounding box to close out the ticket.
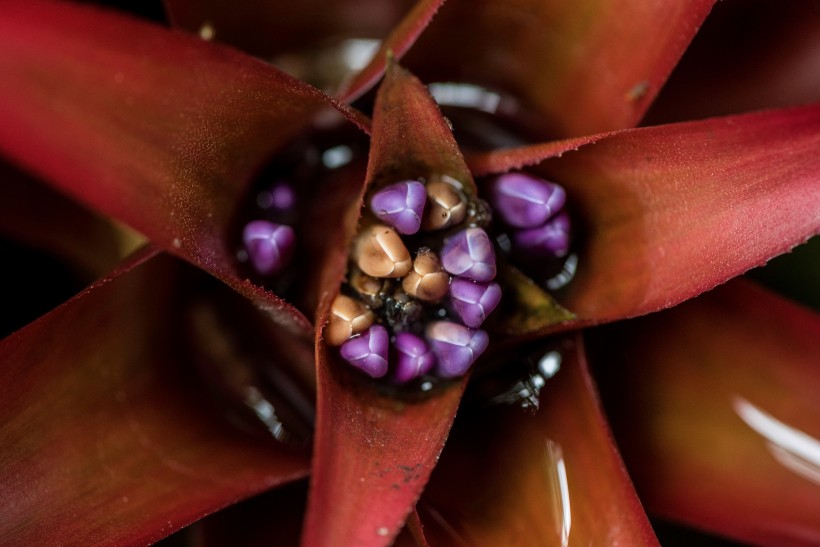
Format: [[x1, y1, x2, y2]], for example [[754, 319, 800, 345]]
[[325, 294, 375, 346], [349, 268, 384, 298], [354, 224, 412, 278], [402, 250, 450, 301], [422, 180, 467, 230]]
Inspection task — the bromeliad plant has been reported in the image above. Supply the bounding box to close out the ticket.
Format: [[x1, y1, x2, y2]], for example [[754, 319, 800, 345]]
[[1, 0, 819, 545]]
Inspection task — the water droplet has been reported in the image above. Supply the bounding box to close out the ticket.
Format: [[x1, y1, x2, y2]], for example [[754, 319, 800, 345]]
[[198, 22, 215, 41]]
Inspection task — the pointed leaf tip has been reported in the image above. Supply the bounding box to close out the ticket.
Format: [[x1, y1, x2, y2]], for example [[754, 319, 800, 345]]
[[337, 0, 448, 103], [367, 61, 474, 194], [420, 335, 657, 546]]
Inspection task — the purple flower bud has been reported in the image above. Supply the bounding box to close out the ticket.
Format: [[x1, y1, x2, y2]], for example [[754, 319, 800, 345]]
[[426, 321, 489, 378], [488, 173, 566, 228], [369, 180, 427, 235], [339, 324, 389, 378], [440, 227, 496, 282], [512, 211, 571, 258], [258, 180, 297, 213], [242, 220, 295, 275], [449, 279, 502, 328], [393, 332, 436, 383]]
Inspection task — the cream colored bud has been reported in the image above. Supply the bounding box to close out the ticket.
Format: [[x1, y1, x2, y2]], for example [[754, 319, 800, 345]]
[[402, 250, 450, 301], [349, 268, 384, 298], [354, 224, 412, 278], [422, 180, 467, 230], [326, 294, 375, 346]]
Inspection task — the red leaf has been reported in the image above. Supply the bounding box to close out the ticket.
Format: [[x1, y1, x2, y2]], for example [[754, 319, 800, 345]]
[[0, 161, 126, 279], [337, 0, 448, 103], [303, 63, 471, 547], [595, 281, 820, 546], [405, 0, 714, 137], [0, 250, 309, 545], [403, 510, 431, 547], [306, 359, 465, 546], [165, 0, 415, 61], [646, 0, 820, 125], [472, 104, 820, 329], [366, 61, 475, 192], [0, 0, 358, 333], [419, 334, 657, 546], [466, 132, 617, 178]]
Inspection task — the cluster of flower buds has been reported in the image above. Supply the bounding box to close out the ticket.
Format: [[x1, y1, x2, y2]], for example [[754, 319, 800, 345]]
[[327, 176, 502, 384], [240, 180, 298, 276], [486, 172, 570, 260]]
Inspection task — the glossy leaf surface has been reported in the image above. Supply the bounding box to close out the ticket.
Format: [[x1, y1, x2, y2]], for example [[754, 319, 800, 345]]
[[0, 0, 357, 332], [304, 63, 469, 547], [406, 0, 714, 137], [420, 335, 657, 546], [472, 104, 820, 330], [0, 251, 309, 545], [596, 281, 820, 546]]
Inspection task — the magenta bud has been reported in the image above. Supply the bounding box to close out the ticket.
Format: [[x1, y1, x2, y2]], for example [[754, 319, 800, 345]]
[[449, 279, 502, 328], [440, 227, 496, 282], [258, 180, 297, 213], [393, 332, 436, 383], [242, 220, 295, 275], [369, 180, 427, 235], [488, 172, 566, 228], [426, 321, 489, 378], [339, 324, 389, 378], [512, 211, 570, 258]]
